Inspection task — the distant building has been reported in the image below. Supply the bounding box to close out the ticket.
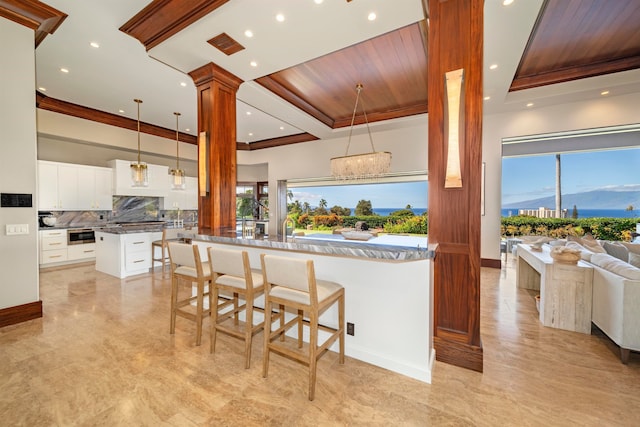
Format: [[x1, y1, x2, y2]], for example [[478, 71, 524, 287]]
[[518, 207, 568, 218]]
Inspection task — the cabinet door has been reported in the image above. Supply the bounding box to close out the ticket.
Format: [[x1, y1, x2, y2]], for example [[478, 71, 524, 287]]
[[184, 177, 198, 210], [38, 162, 59, 210], [57, 164, 79, 210], [94, 168, 113, 210], [164, 175, 184, 209], [76, 167, 95, 210]]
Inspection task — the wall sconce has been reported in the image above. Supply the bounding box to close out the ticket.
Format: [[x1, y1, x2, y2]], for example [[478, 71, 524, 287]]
[[198, 131, 209, 197], [444, 68, 464, 188]]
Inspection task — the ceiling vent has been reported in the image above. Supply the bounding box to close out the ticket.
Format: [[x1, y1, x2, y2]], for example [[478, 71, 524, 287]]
[[207, 32, 245, 56]]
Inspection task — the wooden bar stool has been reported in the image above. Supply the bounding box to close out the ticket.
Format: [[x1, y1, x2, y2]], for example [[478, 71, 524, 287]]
[[260, 253, 345, 401], [152, 227, 185, 274], [167, 242, 211, 346], [208, 247, 265, 368]]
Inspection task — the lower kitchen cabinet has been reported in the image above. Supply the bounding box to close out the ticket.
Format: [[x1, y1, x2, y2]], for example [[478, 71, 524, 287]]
[[95, 231, 162, 278], [40, 229, 98, 266]]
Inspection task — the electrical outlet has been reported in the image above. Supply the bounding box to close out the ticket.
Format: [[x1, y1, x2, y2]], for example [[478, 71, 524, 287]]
[[347, 322, 355, 336]]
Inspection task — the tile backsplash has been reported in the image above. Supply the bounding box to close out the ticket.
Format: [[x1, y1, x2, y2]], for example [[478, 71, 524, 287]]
[[39, 196, 197, 228]]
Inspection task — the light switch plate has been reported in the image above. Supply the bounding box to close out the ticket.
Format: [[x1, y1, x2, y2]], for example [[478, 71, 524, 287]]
[[6, 224, 29, 235]]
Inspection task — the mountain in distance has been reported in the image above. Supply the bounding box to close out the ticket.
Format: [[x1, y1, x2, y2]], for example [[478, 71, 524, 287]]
[[503, 190, 640, 210]]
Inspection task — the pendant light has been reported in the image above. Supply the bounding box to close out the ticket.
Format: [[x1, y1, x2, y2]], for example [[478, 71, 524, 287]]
[[130, 99, 148, 187], [169, 111, 186, 190], [330, 84, 391, 180]]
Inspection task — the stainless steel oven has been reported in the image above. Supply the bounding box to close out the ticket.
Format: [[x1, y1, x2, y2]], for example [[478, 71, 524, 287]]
[[68, 228, 95, 245]]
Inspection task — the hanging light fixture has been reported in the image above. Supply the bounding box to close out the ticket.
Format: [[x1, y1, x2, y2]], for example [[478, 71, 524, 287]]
[[330, 83, 391, 180], [130, 99, 148, 187], [169, 111, 186, 190]]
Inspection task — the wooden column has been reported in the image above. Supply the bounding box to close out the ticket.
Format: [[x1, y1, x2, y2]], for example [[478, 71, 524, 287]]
[[189, 63, 242, 235], [427, 0, 484, 372]]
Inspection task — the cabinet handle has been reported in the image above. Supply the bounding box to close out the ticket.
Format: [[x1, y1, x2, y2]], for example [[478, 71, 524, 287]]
[[133, 259, 144, 263], [84, 250, 95, 254], [133, 241, 144, 245], [50, 242, 61, 246], [51, 255, 62, 259], [50, 232, 62, 235]]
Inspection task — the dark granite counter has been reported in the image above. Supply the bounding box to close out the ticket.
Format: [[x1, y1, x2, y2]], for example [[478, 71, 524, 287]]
[[190, 233, 433, 261]]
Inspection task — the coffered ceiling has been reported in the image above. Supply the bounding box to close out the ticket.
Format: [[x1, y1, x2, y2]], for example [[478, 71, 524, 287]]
[[4, 0, 640, 150]]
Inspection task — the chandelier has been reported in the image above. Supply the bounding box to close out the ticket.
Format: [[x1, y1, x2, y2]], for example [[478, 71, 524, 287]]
[[330, 84, 391, 180], [169, 112, 186, 190], [130, 99, 148, 187]]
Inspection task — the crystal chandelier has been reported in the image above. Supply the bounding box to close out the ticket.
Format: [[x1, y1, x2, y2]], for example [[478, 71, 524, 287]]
[[330, 84, 391, 180], [130, 99, 148, 187], [169, 111, 186, 190]]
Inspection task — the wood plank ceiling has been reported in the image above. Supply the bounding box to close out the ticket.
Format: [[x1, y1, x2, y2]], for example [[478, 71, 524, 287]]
[[12, 0, 640, 149]]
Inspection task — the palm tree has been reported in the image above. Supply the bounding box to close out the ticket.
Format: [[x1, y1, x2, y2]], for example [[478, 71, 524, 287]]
[[555, 154, 562, 218]]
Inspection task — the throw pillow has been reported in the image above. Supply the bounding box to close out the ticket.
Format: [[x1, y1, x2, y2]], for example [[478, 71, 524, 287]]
[[620, 242, 640, 255], [568, 234, 607, 253], [629, 253, 640, 269], [565, 241, 594, 262], [590, 253, 640, 281], [603, 241, 629, 262]]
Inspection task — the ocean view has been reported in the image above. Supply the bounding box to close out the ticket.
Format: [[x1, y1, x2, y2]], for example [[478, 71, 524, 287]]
[[369, 208, 427, 216], [501, 208, 638, 219]]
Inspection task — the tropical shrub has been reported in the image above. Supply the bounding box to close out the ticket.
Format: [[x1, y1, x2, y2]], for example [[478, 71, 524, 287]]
[[500, 216, 637, 241], [383, 215, 428, 234]]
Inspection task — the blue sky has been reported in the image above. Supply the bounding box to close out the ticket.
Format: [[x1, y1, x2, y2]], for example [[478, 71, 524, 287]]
[[290, 181, 428, 209], [502, 148, 640, 205]]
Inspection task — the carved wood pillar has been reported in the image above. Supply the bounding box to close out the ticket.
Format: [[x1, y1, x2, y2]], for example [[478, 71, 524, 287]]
[[189, 62, 243, 235], [427, 0, 484, 372]]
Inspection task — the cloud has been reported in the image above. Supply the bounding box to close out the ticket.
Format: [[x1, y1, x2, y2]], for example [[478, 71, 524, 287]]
[[590, 184, 640, 192]]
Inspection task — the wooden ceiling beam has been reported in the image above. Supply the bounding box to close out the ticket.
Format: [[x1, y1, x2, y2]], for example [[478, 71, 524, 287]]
[[0, 0, 67, 47]]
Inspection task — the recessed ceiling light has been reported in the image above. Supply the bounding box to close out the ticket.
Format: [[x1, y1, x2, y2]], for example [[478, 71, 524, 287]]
[[280, 126, 285, 130], [60, 68, 69, 73], [250, 61, 257, 67], [90, 42, 99, 48], [118, 109, 124, 113], [185, 128, 190, 132], [249, 132, 254, 136], [484, 96, 491, 100], [503, 0, 514, 5], [276, 13, 285, 22], [314, 0, 323, 4], [600, 90, 610, 96], [526, 102, 534, 107], [244, 30, 253, 38], [368, 12, 377, 21], [38, 87, 46, 92], [489, 64, 498, 70], [246, 111, 252, 115], [180, 82, 187, 87]]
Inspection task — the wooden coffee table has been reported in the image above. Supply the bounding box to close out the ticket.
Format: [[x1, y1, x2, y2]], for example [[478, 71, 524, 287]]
[[516, 244, 594, 334]]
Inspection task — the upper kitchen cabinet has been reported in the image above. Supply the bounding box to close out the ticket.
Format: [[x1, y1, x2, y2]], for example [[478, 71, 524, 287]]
[[109, 159, 169, 197], [163, 176, 198, 210], [77, 166, 113, 210], [38, 161, 113, 211]]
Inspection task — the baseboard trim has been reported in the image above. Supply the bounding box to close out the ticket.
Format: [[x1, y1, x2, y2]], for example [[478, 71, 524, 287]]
[[0, 301, 43, 328], [481, 258, 501, 269], [434, 336, 484, 372]]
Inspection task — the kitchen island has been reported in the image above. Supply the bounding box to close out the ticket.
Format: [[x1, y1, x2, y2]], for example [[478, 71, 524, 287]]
[[190, 232, 435, 383]]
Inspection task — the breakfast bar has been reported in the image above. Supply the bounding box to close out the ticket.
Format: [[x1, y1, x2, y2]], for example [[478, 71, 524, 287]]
[[190, 232, 436, 383]]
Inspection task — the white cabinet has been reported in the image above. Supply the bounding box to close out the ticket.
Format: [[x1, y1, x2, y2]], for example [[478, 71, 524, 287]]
[[38, 162, 59, 210], [68, 243, 96, 261], [95, 231, 162, 278], [40, 229, 97, 265], [163, 176, 198, 210], [40, 229, 68, 264], [109, 159, 169, 197], [77, 166, 113, 210], [38, 161, 113, 211]]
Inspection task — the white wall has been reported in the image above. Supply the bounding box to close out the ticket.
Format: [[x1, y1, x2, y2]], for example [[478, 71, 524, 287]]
[[0, 19, 39, 309], [482, 91, 640, 260]]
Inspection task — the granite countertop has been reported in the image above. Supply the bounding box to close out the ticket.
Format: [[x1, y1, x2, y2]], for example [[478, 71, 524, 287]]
[[95, 225, 164, 234], [190, 233, 433, 261]]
